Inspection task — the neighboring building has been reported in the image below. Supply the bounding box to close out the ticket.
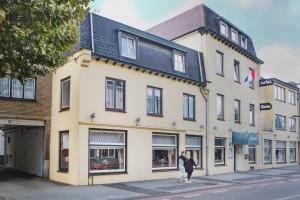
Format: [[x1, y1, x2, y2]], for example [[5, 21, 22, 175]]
[[49, 14, 207, 185], [148, 4, 263, 174], [260, 78, 299, 167], [0, 74, 52, 177]]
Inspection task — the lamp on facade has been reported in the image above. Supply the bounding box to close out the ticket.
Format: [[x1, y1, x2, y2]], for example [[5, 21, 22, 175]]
[[135, 117, 141, 126], [172, 121, 177, 127], [90, 113, 96, 121]]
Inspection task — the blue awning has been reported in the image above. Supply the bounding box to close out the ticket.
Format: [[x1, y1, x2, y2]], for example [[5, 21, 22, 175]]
[[232, 131, 259, 145]]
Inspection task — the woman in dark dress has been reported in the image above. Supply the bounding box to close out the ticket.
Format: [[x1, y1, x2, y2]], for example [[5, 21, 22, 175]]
[[185, 151, 197, 183]]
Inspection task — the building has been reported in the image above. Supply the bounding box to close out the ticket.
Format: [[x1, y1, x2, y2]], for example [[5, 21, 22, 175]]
[[0, 74, 52, 177], [49, 14, 207, 185], [148, 4, 264, 174], [259, 78, 299, 167]]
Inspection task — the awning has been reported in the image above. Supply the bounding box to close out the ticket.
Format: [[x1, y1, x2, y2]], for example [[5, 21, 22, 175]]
[[232, 131, 259, 145]]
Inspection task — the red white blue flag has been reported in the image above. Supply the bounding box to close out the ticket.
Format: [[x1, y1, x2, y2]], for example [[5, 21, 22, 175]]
[[245, 69, 255, 84]]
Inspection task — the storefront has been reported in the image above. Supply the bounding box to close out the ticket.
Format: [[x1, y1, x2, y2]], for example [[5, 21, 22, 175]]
[[232, 131, 259, 171]]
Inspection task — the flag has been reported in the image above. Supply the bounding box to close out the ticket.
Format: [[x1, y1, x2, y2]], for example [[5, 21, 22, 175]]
[[245, 69, 255, 84]]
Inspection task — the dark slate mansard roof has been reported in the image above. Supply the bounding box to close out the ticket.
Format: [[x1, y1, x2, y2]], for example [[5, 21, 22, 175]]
[[147, 4, 263, 64], [73, 13, 206, 86]]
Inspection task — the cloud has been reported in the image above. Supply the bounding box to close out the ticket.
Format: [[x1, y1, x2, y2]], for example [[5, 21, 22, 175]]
[[93, 0, 202, 30], [227, 0, 273, 9], [258, 44, 300, 83]]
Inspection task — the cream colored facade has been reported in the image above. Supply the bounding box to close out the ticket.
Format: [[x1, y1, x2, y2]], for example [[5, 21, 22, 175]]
[[50, 50, 207, 185], [260, 79, 299, 168], [174, 31, 262, 174]]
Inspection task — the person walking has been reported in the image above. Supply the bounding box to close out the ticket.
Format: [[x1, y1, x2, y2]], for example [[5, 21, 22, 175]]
[[177, 151, 186, 183], [185, 151, 197, 183]]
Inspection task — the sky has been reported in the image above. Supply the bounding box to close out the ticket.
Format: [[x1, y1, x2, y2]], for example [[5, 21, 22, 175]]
[[91, 0, 300, 83]]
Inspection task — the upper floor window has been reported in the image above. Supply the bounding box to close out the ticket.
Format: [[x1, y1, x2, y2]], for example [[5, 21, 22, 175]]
[[217, 94, 224, 120], [288, 90, 296, 105], [234, 99, 241, 123], [60, 77, 71, 111], [234, 60, 240, 83], [289, 117, 296, 131], [147, 86, 162, 117], [220, 21, 228, 37], [183, 94, 195, 121], [241, 35, 247, 49], [249, 104, 255, 126], [121, 35, 136, 59], [248, 68, 255, 89], [174, 52, 185, 73], [216, 51, 224, 76], [274, 85, 285, 102], [0, 75, 36, 100], [231, 29, 238, 43], [106, 78, 125, 112], [275, 114, 286, 130]]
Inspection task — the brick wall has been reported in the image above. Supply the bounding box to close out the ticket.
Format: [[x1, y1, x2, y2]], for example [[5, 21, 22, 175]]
[[0, 73, 52, 160]]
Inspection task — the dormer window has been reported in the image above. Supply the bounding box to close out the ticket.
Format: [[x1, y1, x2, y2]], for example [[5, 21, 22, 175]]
[[220, 21, 228, 37], [241, 35, 248, 49], [121, 34, 136, 59], [174, 52, 185, 73], [231, 29, 238, 43]]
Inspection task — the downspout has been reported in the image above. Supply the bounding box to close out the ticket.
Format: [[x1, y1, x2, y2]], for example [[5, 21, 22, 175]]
[[197, 52, 209, 176], [90, 12, 95, 53]]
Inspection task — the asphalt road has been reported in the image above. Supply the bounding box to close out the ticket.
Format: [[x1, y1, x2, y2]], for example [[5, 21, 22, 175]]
[[143, 178, 300, 200]]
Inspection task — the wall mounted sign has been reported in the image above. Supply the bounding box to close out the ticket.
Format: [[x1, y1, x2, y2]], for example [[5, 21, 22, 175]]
[[259, 79, 274, 87], [260, 103, 272, 111]]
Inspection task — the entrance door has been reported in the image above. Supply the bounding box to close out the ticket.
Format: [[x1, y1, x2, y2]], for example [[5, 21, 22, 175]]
[[5, 131, 16, 168], [0, 131, 4, 165]]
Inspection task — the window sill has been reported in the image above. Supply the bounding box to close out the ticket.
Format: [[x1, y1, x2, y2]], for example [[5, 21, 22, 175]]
[[105, 108, 126, 113], [276, 162, 286, 164], [289, 161, 297, 163], [250, 124, 255, 127], [275, 128, 286, 131], [249, 162, 256, 164], [290, 130, 297, 132], [59, 107, 70, 112], [147, 113, 163, 118], [264, 162, 273, 165], [183, 117, 196, 122], [57, 170, 69, 173], [0, 97, 36, 102], [217, 118, 225, 121], [235, 121, 241, 124], [215, 164, 226, 167], [152, 168, 177, 172], [216, 73, 225, 77], [89, 171, 128, 176]]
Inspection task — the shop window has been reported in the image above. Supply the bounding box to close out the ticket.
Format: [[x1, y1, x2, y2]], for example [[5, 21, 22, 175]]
[[276, 141, 286, 163], [290, 141, 296, 163], [185, 135, 202, 167], [59, 131, 69, 172], [264, 140, 272, 163], [152, 134, 177, 170], [215, 138, 225, 165], [89, 129, 126, 173]]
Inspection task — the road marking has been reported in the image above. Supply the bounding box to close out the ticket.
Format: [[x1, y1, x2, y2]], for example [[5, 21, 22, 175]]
[[184, 194, 202, 198], [276, 194, 300, 200], [239, 186, 251, 189], [276, 181, 285, 184], [291, 179, 299, 182], [259, 184, 270, 187], [213, 189, 228, 193]]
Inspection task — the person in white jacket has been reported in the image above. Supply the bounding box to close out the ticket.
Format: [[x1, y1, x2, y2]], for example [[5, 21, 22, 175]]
[[177, 151, 186, 183]]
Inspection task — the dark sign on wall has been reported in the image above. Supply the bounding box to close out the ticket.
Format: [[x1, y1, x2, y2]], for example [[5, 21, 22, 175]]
[[259, 79, 274, 87], [260, 103, 272, 111]]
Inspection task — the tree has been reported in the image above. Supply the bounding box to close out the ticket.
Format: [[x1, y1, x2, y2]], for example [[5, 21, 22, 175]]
[[0, 0, 91, 82]]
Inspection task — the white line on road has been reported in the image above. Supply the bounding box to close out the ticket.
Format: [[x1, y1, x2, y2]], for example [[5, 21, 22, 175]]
[[275, 181, 285, 184], [259, 184, 270, 187], [213, 189, 228, 193], [184, 194, 202, 198], [276, 194, 300, 200], [239, 186, 252, 189]]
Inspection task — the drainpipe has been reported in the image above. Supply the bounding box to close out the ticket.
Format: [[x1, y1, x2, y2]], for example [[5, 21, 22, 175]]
[[197, 52, 209, 176], [90, 12, 95, 53]]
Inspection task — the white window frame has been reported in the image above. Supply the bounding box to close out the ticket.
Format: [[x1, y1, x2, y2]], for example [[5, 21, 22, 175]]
[[241, 35, 248, 49], [234, 60, 240, 83], [289, 117, 296, 132], [174, 52, 186, 73], [183, 94, 195, 120], [61, 77, 71, 110], [152, 134, 177, 170], [249, 104, 255, 126], [288, 90, 296, 105], [216, 51, 224, 76], [215, 138, 225, 165], [276, 141, 286, 163], [231, 28, 238, 43], [120, 34, 137, 59], [220, 21, 228, 37], [217, 94, 225, 120], [89, 130, 126, 174], [234, 99, 241, 123], [275, 114, 286, 130], [274, 85, 285, 102]]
